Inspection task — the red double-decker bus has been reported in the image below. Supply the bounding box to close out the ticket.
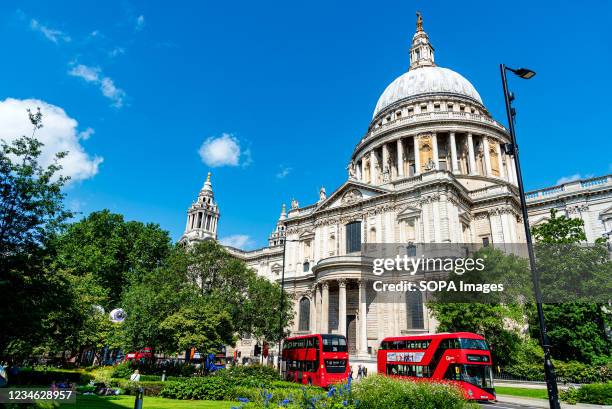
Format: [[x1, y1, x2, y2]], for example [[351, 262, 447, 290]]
[[377, 332, 495, 401], [281, 334, 350, 387]]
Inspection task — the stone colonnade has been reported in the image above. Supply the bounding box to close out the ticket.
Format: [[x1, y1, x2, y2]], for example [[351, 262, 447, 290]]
[[311, 278, 369, 356], [356, 132, 518, 185]]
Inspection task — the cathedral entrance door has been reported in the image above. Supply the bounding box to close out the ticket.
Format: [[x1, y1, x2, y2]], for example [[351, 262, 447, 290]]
[[346, 315, 357, 354]]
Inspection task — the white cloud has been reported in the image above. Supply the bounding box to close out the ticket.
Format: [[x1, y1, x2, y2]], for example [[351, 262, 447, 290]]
[[276, 165, 292, 179], [0, 98, 103, 183], [556, 173, 593, 185], [108, 47, 125, 58], [136, 15, 145, 30], [68, 64, 126, 108], [30, 18, 71, 43], [220, 234, 254, 249], [198, 133, 248, 167], [78, 127, 95, 140]]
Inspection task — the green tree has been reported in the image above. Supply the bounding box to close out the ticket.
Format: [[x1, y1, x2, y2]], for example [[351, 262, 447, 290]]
[[427, 246, 530, 366], [51, 210, 172, 307], [120, 241, 294, 355], [0, 109, 73, 362], [530, 209, 611, 364]]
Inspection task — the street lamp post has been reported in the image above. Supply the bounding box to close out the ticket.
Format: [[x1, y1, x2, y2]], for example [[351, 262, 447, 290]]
[[500, 64, 561, 409], [277, 237, 298, 372]]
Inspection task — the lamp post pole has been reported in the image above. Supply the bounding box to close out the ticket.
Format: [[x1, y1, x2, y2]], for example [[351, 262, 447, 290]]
[[500, 64, 560, 409]]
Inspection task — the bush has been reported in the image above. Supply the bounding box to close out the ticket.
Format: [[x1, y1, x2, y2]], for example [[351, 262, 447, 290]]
[[110, 362, 133, 378], [353, 375, 477, 409], [160, 376, 230, 400], [504, 360, 611, 383], [112, 380, 166, 397], [225, 364, 281, 383], [560, 382, 612, 405]]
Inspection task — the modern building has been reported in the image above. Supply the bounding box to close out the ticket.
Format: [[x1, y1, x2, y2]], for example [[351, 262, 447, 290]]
[[181, 15, 612, 366]]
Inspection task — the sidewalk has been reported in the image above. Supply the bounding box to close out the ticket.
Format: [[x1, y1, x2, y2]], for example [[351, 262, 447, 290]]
[[496, 394, 610, 409]]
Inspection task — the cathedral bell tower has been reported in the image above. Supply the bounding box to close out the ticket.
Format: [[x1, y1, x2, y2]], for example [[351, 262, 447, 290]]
[[268, 204, 287, 247], [410, 12, 435, 70], [181, 172, 220, 243]]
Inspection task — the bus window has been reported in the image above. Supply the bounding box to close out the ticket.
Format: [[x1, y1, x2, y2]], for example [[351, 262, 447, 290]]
[[459, 338, 488, 350], [322, 335, 347, 352], [444, 364, 493, 389]]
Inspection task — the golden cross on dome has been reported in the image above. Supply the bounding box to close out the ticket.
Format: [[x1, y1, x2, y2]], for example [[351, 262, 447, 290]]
[[416, 11, 423, 31]]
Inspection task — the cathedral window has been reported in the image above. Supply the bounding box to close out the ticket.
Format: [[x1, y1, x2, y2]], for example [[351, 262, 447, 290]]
[[408, 107, 414, 114], [396, 110, 402, 118], [482, 237, 490, 247], [407, 291, 424, 329], [420, 104, 427, 112], [299, 297, 310, 331], [434, 103, 440, 111], [447, 103, 454, 110], [369, 227, 377, 243], [303, 261, 310, 272], [459, 105, 465, 112], [345, 221, 362, 253]]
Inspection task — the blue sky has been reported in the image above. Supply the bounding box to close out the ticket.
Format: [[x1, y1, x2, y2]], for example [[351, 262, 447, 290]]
[[0, 1, 610, 249]]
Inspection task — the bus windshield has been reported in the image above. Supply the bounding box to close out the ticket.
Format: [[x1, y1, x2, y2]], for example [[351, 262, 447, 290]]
[[321, 335, 348, 352], [445, 364, 493, 389], [459, 338, 488, 350]]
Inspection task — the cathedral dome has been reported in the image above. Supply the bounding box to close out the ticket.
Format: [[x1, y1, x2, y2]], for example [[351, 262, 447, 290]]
[[373, 66, 482, 118]]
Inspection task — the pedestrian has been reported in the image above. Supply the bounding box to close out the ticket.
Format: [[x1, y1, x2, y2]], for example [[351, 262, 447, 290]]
[[129, 369, 140, 382], [349, 366, 353, 380], [363, 366, 368, 377], [357, 365, 363, 379]]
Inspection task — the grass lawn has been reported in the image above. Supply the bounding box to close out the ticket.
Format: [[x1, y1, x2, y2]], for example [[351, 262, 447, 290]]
[[56, 395, 234, 408], [495, 386, 548, 400]]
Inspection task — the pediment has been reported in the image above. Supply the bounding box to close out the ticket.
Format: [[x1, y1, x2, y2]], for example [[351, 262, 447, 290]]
[[530, 215, 550, 226], [397, 204, 421, 219], [600, 205, 612, 220], [299, 230, 315, 239], [314, 181, 390, 212]]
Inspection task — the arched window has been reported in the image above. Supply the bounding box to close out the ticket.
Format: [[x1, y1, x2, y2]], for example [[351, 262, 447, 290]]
[[407, 291, 424, 329], [369, 227, 377, 243], [299, 297, 310, 331]]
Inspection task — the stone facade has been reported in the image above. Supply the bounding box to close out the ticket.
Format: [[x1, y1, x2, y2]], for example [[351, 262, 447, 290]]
[[180, 17, 612, 364]]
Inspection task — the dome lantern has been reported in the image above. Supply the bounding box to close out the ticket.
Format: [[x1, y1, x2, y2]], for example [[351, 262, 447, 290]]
[[410, 12, 435, 70]]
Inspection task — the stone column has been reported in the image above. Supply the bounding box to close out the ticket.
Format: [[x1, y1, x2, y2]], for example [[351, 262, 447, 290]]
[[315, 284, 322, 333], [382, 144, 389, 181], [432, 133, 439, 170], [310, 288, 317, 332], [370, 150, 378, 184], [413, 136, 421, 175], [467, 133, 477, 175], [495, 142, 506, 179], [338, 279, 347, 336], [358, 280, 368, 355], [361, 158, 366, 183], [321, 281, 329, 334], [483, 136, 492, 176], [449, 132, 459, 173], [396, 139, 404, 178]]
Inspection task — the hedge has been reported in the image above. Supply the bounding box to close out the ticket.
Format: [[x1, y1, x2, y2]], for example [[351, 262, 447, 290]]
[[560, 382, 612, 405]]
